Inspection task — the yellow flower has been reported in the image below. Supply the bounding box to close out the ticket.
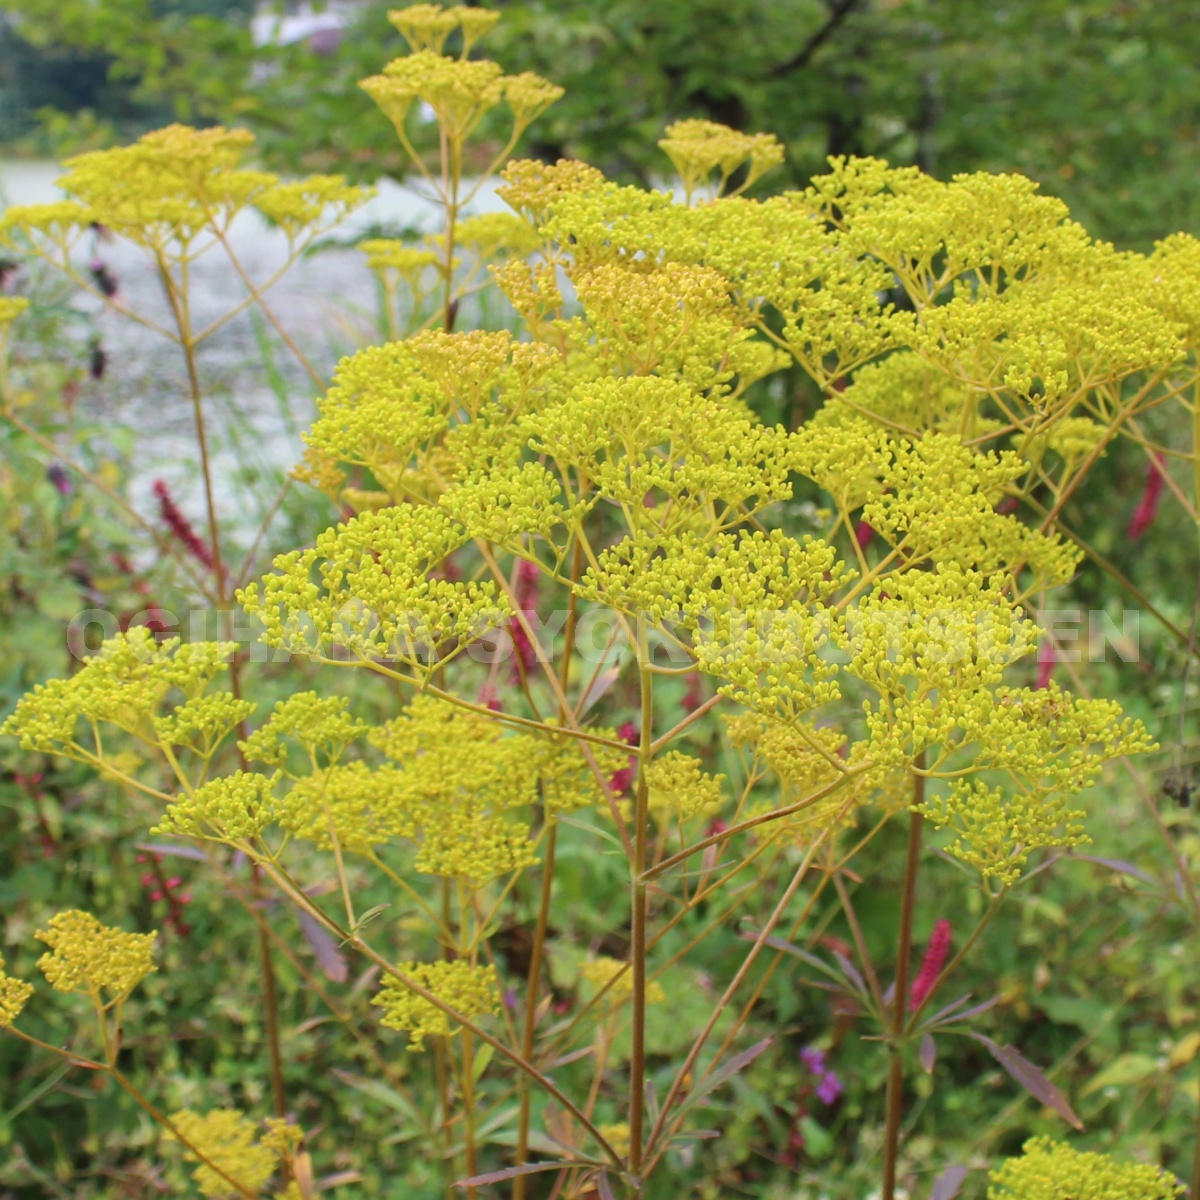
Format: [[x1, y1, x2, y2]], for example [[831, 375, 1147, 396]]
[[373, 960, 499, 1051], [658, 118, 784, 200], [0, 954, 33, 1028], [645, 752, 726, 822], [989, 1136, 1183, 1200], [0, 296, 30, 324], [36, 910, 156, 999], [166, 1109, 282, 1199], [580, 957, 665, 1006]]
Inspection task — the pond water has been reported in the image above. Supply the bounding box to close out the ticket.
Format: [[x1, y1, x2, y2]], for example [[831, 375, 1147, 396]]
[[0, 159, 507, 540]]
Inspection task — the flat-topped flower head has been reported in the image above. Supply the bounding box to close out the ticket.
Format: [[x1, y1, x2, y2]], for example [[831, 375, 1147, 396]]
[[153, 770, 283, 842], [659, 118, 784, 201], [389, 4, 461, 53], [388, 2, 505, 57], [166, 1108, 283, 1199], [989, 1136, 1183, 1200], [497, 158, 605, 223], [0, 630, 236, 756], [239, 692, 367, 771], [0, 955, 33, 1028], [36, 910, 156, 999], [0, 296, 29, 325], [373, 960, 499, 1050], [580, 957, 666, 1006], [646, 752, 726, 822]]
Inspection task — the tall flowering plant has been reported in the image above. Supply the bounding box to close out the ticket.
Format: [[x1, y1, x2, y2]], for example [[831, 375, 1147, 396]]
[[0, 6, 1196, 1198]]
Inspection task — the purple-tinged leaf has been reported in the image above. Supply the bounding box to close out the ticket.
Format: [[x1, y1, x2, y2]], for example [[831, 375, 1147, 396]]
[[969, 1034, 1084, 1130], [931, 1165, 971, 1200], [832, 952, 869, 1000], [454, 1162, 578, 1187], [927, 995, 1002, 1029], [1072, 854, 1156, 885], [922, 993, 973, 1025], [315, 1171, 365, 1191], [579, 667, 622, 715], [597, 1169, 617, 1200], [296, 908, 348, 982], [546, 1046, 594, 1069], [920, 1033, 937, 1074], [136, 841, 208, 862], [684, 1038, 773, 1109], [744, 933, 843, 985]]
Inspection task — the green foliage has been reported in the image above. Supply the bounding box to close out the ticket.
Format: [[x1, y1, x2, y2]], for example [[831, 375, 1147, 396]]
[[0, 5, 1199, 1200]]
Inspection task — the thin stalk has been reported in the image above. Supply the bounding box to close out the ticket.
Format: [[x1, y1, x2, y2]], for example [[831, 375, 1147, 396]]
[[6, 1030, 259, 1200], [462, 1028, 479, 1200], [513, 542, 583, 1195], [155, 252, 228, 601], [513, 820, 558, 1197], [628, 619, 654, 1181], [252, 853, 624, 1168], [882, 789, 925, 1200], [155, 250, 289, 1127]]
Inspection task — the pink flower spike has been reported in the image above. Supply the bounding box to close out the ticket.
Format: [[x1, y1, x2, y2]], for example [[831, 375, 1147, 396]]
[[152, 479, 215, 570], [1127, 451, 1166, 542], [909, 918, 952, 1012], [1035, 641, 1057, 690]]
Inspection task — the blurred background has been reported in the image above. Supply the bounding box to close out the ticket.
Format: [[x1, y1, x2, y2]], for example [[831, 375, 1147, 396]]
[[2, 0, 1198, 249], [4, 4, 1200, 1195]]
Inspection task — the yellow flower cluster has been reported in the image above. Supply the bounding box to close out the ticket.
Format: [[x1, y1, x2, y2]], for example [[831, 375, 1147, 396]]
[[239, 692, 367, 771], [658, 118, 785, 200], [598, 1122, 631, 1158], [496, 157, 606, 224], [238, 503, 509, 671], [2, 125, 370, 252], [579, 957, 666, 1006], [154, 692, 256, 758], [35, 910, 156, 999], [0, 630, 235, 756], [389, 4, 501, 55], [167, 1109, 284, 1199], [449, 211, 540, 260], [264, 696, 621, 875], [0, 296, 29, 325], [645, 751, 726, 822], [153, 770, 283, 842], [367, 695, 545, 880], [525, 376, 800, 535], [281, 762, 419, 855], [360, 237, 440, 278], [726, 714, 869, 843], [988, 1137, 1183, 1200], [296, 329, 560, 505], [0, 954, 33, 1028], [361, 35, 560, 144], [372, 960, 499, 1051]]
